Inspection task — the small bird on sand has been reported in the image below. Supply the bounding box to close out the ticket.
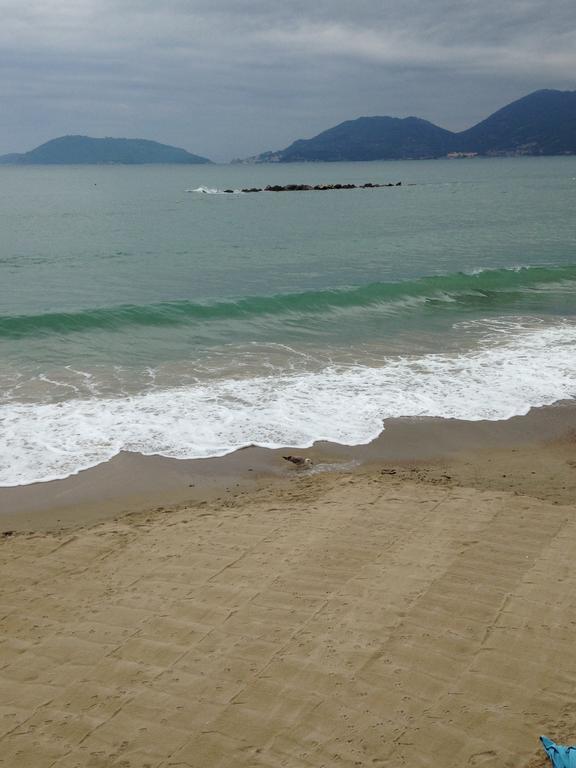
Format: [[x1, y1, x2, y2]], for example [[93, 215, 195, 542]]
[[283, 455, 313, 468]]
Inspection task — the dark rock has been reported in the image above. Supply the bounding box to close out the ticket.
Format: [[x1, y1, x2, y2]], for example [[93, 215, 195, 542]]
[[249, 182, 402, 193]]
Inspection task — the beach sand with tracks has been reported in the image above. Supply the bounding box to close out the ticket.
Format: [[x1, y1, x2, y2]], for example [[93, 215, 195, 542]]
[[1, 412, 576, 767]]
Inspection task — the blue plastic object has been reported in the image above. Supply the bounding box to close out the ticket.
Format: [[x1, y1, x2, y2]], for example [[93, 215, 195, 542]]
[[541, 737, 576, 768]]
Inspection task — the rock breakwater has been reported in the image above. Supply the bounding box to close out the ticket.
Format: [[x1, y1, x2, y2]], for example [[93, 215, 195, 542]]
[[220, 182, 403, 193]]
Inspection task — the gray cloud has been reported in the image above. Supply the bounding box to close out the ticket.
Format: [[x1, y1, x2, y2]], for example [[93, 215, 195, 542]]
[[0, 0, 574, 160]]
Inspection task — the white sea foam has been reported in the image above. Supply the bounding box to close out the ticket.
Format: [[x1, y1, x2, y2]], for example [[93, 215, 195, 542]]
[[1, 322, 575, 486], [186, 187, 244, 195], [465, 264, 529, 276]]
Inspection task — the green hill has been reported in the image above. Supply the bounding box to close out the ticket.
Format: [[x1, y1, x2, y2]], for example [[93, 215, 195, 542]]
[[247, 89, 576, 162], [266, 117, 454, 162], [454, 89, 576, 156], [0, 135, 212, 165]]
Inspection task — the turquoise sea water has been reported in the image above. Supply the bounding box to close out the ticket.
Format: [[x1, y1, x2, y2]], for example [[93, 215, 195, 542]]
[[1, 157, 575, 485]]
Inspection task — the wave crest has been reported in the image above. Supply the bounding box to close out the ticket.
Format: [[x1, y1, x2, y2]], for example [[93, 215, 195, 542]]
[[1, 265, 575, 339]]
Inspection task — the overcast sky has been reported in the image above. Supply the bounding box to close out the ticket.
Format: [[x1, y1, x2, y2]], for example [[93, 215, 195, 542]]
[[1, 0, 575, 161]]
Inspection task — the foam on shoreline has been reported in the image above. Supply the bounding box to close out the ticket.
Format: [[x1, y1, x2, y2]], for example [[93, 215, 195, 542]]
[[1, 320, 575, 487]]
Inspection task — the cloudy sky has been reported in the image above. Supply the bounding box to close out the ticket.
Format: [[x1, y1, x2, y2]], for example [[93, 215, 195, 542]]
[[1, 0, 575, 161]]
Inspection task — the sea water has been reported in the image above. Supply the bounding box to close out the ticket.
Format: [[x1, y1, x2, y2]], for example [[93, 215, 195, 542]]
[[1, 157, 575, 486]]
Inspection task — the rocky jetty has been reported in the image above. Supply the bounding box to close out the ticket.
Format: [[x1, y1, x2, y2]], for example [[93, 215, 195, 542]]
[[222, 182, 402, 193]]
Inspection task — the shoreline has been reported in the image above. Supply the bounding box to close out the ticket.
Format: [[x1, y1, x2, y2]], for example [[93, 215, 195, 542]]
[[1, 405, 575, 765], [2, 400, 575, 532]]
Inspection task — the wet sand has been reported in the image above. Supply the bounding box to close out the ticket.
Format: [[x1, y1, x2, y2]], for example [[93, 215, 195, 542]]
[[2, 401, 576, 532], [1, 406, 576, 767]]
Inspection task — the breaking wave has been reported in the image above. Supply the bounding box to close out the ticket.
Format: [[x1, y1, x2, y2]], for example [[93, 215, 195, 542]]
[[1, 319, 575, 485], [1, 265, 575, 340]]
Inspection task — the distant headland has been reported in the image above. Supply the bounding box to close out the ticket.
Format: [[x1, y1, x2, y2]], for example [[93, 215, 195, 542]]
[[0, 135, 212, 165], [237, 89, 576, 163], [2, 89, 575, 166]]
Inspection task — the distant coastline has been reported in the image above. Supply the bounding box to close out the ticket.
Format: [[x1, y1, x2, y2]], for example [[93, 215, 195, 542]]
[[239, 88, 576, 163], [2, 88, 575, 165], [0, 135, 212, 166]]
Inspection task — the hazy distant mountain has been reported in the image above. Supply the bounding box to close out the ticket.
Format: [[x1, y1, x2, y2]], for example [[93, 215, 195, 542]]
[[454, 89, 576, 156], [0, 135, 212, 165], [245, 89, 576, 162], [255, 117, 454, 163]]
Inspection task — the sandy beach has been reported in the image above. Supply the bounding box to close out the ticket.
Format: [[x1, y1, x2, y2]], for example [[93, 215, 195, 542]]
[[1, 409, 576, 767]]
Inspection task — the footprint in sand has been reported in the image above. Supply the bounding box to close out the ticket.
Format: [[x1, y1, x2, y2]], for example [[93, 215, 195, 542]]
[[468, 750, 497, 765]]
